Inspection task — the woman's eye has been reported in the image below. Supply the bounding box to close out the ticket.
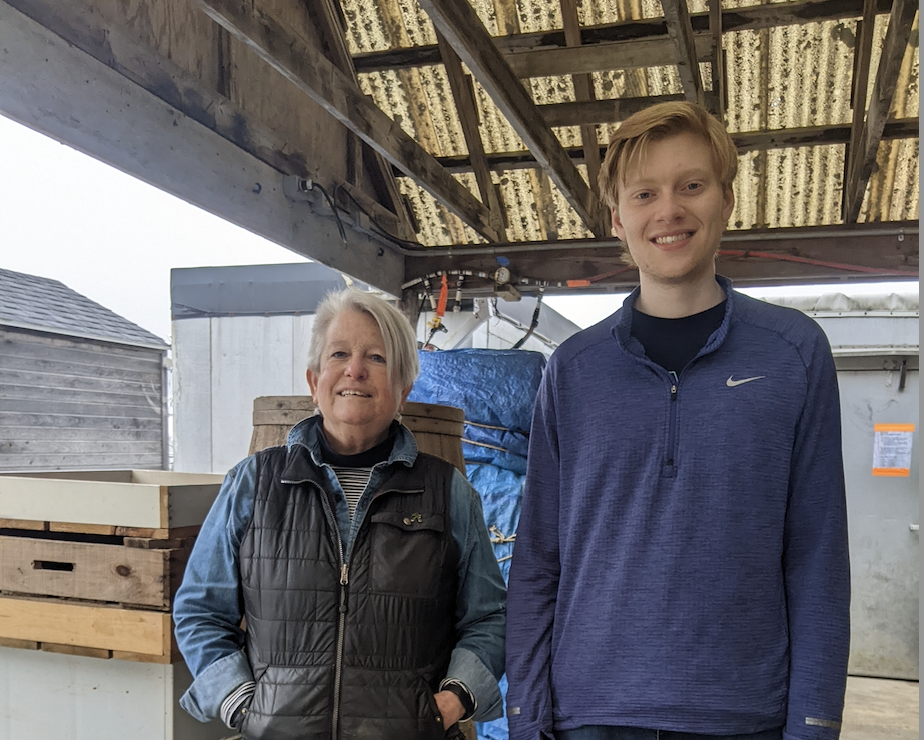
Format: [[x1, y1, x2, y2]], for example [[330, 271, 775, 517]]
[[686, 182, 703, 192], [635, 192, 651, 201], [331, 351, 347, 359], [370, 354, 386, 363]]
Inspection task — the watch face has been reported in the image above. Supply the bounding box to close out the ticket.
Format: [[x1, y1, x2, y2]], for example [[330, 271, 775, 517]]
[[495, 266, 511, 284]]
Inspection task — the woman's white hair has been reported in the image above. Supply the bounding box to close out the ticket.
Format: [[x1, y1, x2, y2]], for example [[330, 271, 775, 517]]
[[308, 288, 419, 394]]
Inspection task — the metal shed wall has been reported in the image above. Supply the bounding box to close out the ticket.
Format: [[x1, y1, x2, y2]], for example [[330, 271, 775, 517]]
[[0, 327, 167, 472]]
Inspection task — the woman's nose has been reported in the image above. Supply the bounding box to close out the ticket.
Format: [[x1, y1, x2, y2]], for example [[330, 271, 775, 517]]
[[344, 355, 368, 378]]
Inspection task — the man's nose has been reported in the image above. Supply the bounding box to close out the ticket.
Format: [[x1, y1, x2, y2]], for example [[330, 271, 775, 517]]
[[655, 193, 685, 220]]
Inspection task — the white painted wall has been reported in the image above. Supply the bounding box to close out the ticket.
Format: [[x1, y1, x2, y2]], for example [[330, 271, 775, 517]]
[[173, 314, 315, 474]]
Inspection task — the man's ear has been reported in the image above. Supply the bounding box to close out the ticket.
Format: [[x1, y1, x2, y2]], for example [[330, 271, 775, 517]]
[[722, 186, 735, 222], [611, 207, 627, 241]]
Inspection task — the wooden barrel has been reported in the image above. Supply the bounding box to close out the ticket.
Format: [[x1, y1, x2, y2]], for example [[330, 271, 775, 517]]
[[249, 396, 466, 473]]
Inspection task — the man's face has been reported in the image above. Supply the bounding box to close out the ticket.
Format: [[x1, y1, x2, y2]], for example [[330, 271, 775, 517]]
[[611, 132, 735, 286]]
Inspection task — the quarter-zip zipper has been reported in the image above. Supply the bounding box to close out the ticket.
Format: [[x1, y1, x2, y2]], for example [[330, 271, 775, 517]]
[[666, 371, 679, 469]]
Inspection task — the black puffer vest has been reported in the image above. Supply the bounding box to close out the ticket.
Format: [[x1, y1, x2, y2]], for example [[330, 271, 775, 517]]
[[239, 442, 460, 740]]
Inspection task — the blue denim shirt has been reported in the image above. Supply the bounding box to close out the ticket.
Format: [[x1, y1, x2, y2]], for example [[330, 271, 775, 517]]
[[174, 415, 506, 724]]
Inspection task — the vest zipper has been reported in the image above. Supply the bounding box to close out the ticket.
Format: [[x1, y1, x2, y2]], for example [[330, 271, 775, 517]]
[[667, 371, 679, 468], [314, 484, 348, 740]]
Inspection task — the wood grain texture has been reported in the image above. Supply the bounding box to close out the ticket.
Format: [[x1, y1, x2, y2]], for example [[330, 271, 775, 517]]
[[0, 596, 172, 657], [192, 0, 500, 242], [0, 536, 180, 608], [843, 0, 917, 222], [661, 0, 705, 105], [416, 0, 609, 237]]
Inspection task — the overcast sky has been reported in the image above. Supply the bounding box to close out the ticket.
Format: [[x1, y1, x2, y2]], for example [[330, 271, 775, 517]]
[[1, 114, 916, 342]]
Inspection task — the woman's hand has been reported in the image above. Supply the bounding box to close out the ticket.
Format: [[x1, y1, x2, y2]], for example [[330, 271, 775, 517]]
[[433, 689, 465, 730]]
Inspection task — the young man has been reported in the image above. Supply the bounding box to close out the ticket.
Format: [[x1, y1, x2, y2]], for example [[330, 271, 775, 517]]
[[505, 102, 850, 740]]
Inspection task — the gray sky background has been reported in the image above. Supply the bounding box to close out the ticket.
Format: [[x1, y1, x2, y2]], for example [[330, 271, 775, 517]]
[[1, 115, 916, 341]]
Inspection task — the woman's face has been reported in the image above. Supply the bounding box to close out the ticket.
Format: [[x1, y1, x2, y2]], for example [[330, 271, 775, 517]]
[[306, 310, 411, 454]]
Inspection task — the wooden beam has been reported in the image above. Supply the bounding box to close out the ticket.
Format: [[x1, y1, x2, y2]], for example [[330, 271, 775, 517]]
[[0, 0, 407, 292], [560, 0, 601, 190], [709, 0, 726, 118], [416, 0, 610, 236], [354, 0, 894, 73], [841, 0, 877, 219], [505, 34, 713, 78], [310, 0, 415, 239], [403, 223, 919, 291], [843, 0, 915, 222], [428, 119, 919, 174], [192, 0, 500, 242], [436, 33, 507, 238], [662, 0, 705, 105]]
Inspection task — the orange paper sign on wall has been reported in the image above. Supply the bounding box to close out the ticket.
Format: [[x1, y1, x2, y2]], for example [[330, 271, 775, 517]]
[[872, 423, 916, 477]]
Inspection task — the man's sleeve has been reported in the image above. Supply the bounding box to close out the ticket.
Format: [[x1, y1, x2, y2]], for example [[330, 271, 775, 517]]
[[444, 469, 507, 722], [173, 458, 256, 723], [782, 333, 851, 740], [505, 364, 561, 740]]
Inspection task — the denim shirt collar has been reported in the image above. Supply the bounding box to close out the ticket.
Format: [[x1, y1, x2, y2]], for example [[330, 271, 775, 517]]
[[285, 414, 419, 471]]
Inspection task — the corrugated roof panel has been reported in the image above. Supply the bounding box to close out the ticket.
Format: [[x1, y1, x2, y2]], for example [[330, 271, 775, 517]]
[[340, 0, 916, 248]]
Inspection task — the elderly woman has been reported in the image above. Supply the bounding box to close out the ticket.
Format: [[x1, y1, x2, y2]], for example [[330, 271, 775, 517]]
[[174, 288, 506, 739]]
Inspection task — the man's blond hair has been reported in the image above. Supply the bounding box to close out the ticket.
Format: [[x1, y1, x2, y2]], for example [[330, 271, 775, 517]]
[[597, 101, 739, 210]]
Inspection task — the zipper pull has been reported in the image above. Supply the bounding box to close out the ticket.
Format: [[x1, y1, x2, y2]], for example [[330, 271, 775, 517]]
[[339, 564, 350, 614], [669, 370, 678, 399]]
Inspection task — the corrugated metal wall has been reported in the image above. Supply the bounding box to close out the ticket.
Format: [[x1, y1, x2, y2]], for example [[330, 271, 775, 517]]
[[0, 327, 166, 471]]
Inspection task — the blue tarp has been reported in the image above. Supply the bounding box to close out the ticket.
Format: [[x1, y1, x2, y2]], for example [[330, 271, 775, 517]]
[[410, 349, 546, 740]]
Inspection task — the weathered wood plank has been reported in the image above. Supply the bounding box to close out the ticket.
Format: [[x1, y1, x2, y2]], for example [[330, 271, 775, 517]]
[[0, 536, 176, 607], [416, 0, 609, 236], [0, 397, 162, 420], [662, 0, 705, 105], [353, 0, 894, 73], [430, 119, 920, 173], [559, 0, 601, 190], [506, 33, 712, 79], [436, 33, 506, 238], [843, 0, 917, 222], [0, 2, 406, 295], [40, 642, 112, 660], [0, 413, 163, 433], [0, 595, 172, 657], [0, 329, 164, 375], [192, 0, 500, 242], [0, 368, 162, 396]]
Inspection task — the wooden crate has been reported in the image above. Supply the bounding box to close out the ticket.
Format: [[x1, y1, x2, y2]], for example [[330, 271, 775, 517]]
[[0, 470, 222, 663], [0, 469, 224, 538]]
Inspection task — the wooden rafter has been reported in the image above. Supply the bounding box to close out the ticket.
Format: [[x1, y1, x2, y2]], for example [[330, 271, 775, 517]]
[[191, 0, 500, 242], [843, 0, 917, 222], [415, 0, 610, 236], [505, 35, 713, 79], [436, 33, 507, 239], [353, 0, 894, 74], [428, 119, 919, 174], [559, 0, 601, 190], [310, 0, 415, 239], [662, 0, 705, 105], [709, 0, 726, 118], [842, 0, 882, 221]]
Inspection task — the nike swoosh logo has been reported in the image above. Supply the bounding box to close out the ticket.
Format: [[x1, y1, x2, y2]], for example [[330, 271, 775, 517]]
[[726, 375, 766, 387]]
